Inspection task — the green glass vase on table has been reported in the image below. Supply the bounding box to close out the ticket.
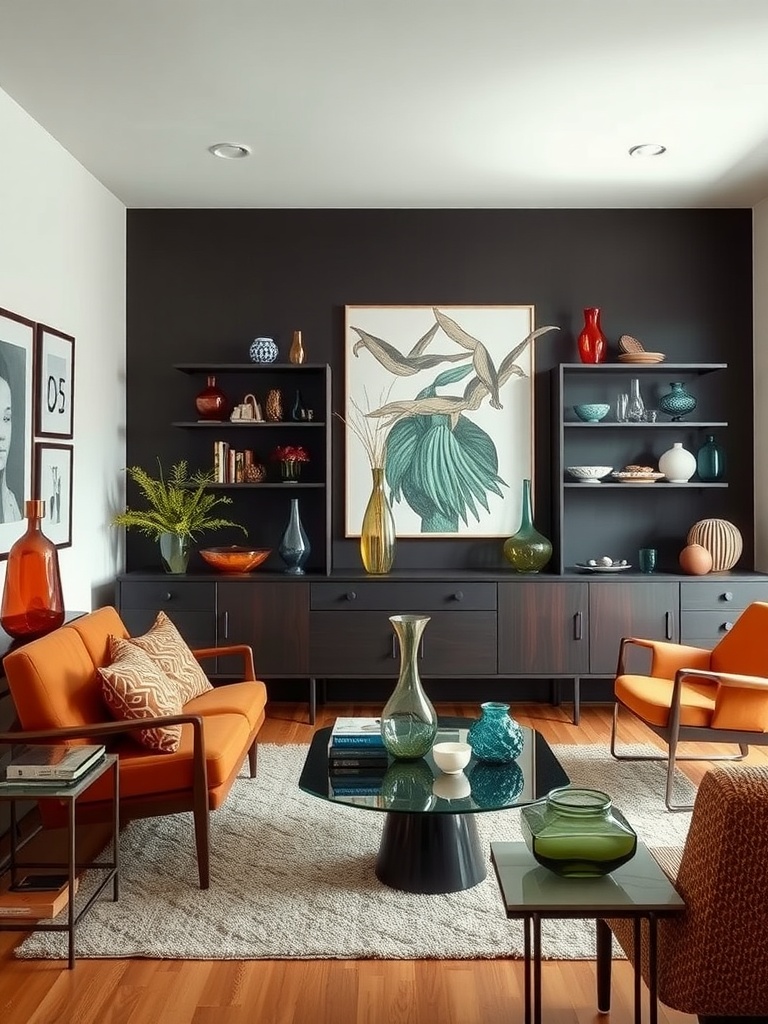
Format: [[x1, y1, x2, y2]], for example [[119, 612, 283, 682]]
[[112, 459, 246, 574]]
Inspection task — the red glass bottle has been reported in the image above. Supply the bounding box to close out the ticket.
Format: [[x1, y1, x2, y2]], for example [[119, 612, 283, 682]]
[[577, 307, 607, 364], [1, 499, 65, 640], [195, 375, 230, 420]]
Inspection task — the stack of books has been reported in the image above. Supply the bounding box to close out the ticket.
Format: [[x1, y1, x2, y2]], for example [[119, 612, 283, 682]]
[[0, 874, 79, 921], [1, 743, 106, 788], [328, 717, 389, 796]]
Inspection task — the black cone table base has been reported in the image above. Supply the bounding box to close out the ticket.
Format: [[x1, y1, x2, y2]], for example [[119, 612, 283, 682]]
[[375, 812, 486, 894]]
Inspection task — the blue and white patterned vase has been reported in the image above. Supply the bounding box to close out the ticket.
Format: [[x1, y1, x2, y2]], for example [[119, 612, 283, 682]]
[[467, 702, 525, 764], [249, 337, 279, 363]]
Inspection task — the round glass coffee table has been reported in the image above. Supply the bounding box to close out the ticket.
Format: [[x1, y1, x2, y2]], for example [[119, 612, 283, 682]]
[[298, 716, 569, 894]]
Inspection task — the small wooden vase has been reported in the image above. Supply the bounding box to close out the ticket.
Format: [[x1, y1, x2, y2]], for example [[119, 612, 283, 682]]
[[289, 330, 305, 364]]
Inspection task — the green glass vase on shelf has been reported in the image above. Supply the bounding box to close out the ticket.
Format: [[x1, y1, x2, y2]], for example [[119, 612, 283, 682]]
[[360, 467, 396, 574], [503, 478, 552, 573], [696, 435, 725, 482], [380, 615, 438, 759], [520, 786, 637, 878]]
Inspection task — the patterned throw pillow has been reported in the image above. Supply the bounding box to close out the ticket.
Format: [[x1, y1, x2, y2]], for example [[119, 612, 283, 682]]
[[99, 641, 183, 753], [115, 610, 213, 703]]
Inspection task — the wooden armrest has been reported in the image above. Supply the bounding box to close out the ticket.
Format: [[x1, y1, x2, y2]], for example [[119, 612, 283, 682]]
[[678, 667, 768, 690], [617, 637, 711, 678], [192, 644, 256, 681]]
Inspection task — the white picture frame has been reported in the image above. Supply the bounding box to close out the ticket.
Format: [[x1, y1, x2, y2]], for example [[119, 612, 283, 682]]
[[343, 305, 536, 538], [0, 306, 35, 557]]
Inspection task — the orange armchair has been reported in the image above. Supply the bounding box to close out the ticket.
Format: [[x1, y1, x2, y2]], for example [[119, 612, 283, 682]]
[[611, 601, 768, 809], [0, 606, 268, 888]]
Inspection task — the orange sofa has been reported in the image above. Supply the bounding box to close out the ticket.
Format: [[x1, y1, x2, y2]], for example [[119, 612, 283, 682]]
[[0, 606, 268, 888]]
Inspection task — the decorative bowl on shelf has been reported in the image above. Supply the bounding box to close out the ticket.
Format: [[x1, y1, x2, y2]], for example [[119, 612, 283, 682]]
[[611, 470, 664, 485], [566, 466, 613, 483], [573, 403, 610, 423], [199, 546, 271, 573]]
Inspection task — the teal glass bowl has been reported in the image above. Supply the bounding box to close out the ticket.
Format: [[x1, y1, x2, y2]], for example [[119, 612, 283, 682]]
[[573, 403, 610, 423], [520, 786, 637, 877]]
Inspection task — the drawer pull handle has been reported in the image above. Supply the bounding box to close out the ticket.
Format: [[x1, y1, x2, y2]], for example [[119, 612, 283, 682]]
[[723, 621, 734, 632], [574, 611, 583, 641], [723, 591, 734, 602], [453, 591, 464, 602], [665, 611, 673, 641], [224, 611, 229, 640], [391, 635, 398, 659], [345, 591, 357, 602], [164, 592, 172, 602]]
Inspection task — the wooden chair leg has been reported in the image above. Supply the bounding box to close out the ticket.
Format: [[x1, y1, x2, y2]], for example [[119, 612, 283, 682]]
[[248, 739, 257, 778], [193, 797, 210, 889]]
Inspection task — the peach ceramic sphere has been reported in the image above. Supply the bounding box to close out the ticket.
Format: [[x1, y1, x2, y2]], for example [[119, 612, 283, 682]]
[[679, 543, 713, 575]]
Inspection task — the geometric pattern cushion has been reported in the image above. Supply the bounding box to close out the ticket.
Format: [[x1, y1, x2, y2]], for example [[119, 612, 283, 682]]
[[98, 640, 183, 753], [113, 610, 213, 704]]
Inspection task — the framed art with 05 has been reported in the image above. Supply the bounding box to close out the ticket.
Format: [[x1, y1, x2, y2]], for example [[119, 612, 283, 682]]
[[0, 305, 35, 557], [34, 442, 73, 549], [35, 322, 75, 439]]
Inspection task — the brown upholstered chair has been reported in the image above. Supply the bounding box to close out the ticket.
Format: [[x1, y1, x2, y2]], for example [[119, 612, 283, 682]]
[[0, 607, 268, 888], [597, 764, 768, 1023], [611, 601, 768, 809]]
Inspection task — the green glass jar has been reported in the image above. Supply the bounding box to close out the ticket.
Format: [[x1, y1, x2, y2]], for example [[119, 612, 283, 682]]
[[380, 615, 438, 759], [503, 479, 552, 573], [520, 786, 637, 877]]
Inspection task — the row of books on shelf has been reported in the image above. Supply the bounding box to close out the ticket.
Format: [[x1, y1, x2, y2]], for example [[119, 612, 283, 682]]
[[213, 442, 260, 483], [0, 744, 106, 787]]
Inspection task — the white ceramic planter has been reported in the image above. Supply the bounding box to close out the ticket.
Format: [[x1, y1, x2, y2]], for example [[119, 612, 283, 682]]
[[659, 442, 696, 483]]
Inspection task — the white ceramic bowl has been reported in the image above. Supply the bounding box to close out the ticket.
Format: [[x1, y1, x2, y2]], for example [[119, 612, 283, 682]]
[[432, 741, 472, 774], [566, 466, 613, 483]]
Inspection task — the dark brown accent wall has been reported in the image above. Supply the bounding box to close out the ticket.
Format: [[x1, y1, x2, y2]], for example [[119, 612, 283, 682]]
[[125, 208, 753, 571]]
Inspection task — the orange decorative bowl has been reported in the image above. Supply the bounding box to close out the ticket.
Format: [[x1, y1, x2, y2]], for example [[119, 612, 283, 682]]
[[199, 546, 271, 573]]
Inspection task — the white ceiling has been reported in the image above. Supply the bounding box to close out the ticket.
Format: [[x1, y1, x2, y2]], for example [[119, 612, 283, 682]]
[[2, 1, 768, 209]]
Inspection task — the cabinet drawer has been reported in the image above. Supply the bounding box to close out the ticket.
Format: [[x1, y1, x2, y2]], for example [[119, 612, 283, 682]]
[[681, 610, 742, 646], [118, 580, 216, 611], [679, 580, 768, 612], [310, 581, 496, 611]]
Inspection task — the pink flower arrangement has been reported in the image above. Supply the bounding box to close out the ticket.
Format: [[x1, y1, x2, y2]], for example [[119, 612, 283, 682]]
[[271, 445, 310, 463]]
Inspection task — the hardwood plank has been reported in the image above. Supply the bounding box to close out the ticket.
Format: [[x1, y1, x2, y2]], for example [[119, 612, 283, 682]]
[[5, 700, 761, 1024]]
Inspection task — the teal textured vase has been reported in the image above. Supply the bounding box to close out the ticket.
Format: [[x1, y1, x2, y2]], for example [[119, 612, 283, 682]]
[[658, 381, 697, 422], [696, 435, 725, 481], [503, 479, 552, 573], [467, 702, 525, 764], [520, 786, 637, 878], [380, 615, 438, 759]]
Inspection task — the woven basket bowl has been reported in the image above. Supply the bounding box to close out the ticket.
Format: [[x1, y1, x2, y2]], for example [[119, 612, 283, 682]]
[[686, 519, 743, 572]]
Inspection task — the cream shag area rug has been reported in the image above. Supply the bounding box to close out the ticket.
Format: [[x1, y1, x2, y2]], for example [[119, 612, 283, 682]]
[[16, 743, 695, 961]]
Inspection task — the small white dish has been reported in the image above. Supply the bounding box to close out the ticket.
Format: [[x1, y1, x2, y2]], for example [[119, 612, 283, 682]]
[[575, 563, 633, 574], [432, 741, 472, 774], [566, 466, 613, 483]]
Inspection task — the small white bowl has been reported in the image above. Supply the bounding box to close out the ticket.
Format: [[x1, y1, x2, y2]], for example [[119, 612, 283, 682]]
[[432, 741, 472, 774], [566, 466, 613, 484]]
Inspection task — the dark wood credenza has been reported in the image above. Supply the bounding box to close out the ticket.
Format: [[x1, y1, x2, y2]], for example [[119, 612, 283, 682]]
[[116, 570, 768, 724]]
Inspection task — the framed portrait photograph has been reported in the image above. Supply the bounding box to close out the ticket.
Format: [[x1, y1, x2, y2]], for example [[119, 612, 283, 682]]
[[0, 306, 35, 558], [343, 305, 538, 538], [35, 322, 75, 439], [34, 442, 73, 549]]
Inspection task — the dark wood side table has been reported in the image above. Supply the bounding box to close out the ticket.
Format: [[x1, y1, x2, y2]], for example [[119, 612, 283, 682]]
[[490, 841, 684, 1024], [0, 753, 119, 968]]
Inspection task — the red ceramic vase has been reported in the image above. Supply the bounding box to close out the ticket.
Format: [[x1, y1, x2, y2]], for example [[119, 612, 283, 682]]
[[195, 375, 230, 420], [577, 307, 607, 364]]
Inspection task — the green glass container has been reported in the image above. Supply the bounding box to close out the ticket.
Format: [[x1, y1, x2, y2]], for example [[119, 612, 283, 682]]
[[503, 478, 552, 573], [520, 786, 637, 878], [696, 435, 725, 482], [360, 467, 396, 574], [467, 701, 525, 764], [159, 532, 190, 574], [381, 615, 438, 759]]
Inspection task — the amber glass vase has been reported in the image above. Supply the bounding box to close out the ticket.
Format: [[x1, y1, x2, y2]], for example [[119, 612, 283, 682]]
[[1, 499, 65, 640], [360, 467, 396, 574]]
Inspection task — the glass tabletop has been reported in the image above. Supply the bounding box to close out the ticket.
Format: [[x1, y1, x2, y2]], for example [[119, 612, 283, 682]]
[[298, 716, 569, 814]]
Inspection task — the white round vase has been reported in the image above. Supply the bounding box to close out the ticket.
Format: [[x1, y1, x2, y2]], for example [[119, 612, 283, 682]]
[[659, 442, 696, 483]]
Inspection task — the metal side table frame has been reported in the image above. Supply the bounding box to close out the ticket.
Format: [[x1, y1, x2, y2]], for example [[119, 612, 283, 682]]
[[491, 841, 684, 1024]]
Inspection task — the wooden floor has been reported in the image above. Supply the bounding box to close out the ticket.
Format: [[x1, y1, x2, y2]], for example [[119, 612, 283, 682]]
[[2, 701, 765, 1024]]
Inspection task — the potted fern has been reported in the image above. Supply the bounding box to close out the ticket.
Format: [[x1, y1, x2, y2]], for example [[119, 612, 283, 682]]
[[112, 460, 246, 573]]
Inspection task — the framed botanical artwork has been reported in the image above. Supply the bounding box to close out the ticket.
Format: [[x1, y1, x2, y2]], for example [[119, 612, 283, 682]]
[[344, 305, 552, 538], [34, 442, 73, 549], [0, 306, 35, 558], [35, 322, 75, 439]]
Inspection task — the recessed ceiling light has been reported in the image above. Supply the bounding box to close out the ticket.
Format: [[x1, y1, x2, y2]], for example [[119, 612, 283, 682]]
[[208, 142, 251, 160], [628, 143, 667, 157]]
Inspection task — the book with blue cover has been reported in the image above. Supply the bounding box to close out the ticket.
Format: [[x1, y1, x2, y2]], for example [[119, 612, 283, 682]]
[[328, 717, 385, 749]]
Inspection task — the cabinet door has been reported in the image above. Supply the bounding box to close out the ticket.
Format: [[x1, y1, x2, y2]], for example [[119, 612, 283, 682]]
[[216, 580, 309, 676], [498, 581, 589, 675], [589, 580, 679, 675], [309, 611, 497, 676]]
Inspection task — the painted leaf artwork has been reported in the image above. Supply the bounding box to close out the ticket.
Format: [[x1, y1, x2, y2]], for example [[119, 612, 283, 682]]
[[344, 306, 555, 538]]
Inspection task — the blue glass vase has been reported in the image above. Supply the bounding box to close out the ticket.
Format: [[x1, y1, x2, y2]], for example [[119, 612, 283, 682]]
[[658, 381, 697, 422], [467, 702, 525, 764], [278, 498, 310, 574], [696, 435, 725, 481]]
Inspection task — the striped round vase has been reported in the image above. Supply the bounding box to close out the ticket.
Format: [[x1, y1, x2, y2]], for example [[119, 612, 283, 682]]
[[686, 518, 743, 572]]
